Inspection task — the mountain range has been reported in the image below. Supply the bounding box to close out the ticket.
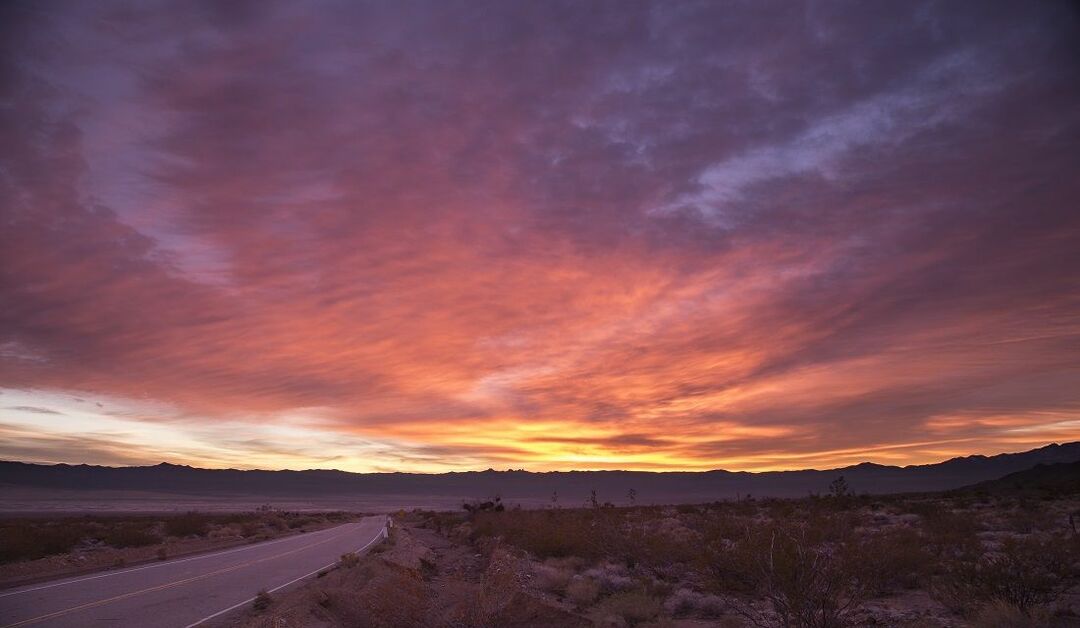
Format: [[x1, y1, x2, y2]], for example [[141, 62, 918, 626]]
[[3, 442, 1079, 505]]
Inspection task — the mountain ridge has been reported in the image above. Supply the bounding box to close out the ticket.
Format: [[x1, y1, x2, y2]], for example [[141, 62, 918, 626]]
[[3, 442, 1079, 503]]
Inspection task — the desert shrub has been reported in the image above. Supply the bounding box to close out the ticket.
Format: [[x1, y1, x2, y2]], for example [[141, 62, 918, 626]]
[[584, 563, 636, 594], [801, 508, 861, 545], [904, 499, 946, 519], [103, 524, 161, 548], [1003, 505, 1052, 535], [341, 565, 429, 627], [214, 513, 248, 525], [970, 600, 1057, 628], [252, 589, 273, 611], [701, 518, 763, 594], [566, 576, 602, 606], [165, 512, 210, 538], [618, 514, 700, 569], [921, 508, 982, 560], [239, 521, 261, 538], [263, 515, 287, 532], [339, 552, 360, 568], [288, 516, 317, 529], [727, 522, 869, 628], [463, 496, 505, 514], [930, 534, 1074, 617], [847, 526, 929, 595], [766, 500, 798, 521], [597, 589, 663, 626], [534, 563, 572, 594], [470, 506, 696, 572], [545, 555, 586, 572], [0, 521, 90, 563], [471, 509, 601, 558], [665, 588, 728, 618]]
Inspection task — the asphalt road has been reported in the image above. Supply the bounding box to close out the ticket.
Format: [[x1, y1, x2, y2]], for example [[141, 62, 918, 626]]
[[0, 516, 388, 628]]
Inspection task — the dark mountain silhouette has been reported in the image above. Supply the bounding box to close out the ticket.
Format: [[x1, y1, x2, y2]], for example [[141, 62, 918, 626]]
[[957, 460, 1080, 495], [2, 442, 1079, 504]]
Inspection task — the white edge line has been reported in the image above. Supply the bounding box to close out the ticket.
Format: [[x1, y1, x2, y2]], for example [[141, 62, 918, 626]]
[[0, 522, 354, 598], [184, 520, 387, 628]]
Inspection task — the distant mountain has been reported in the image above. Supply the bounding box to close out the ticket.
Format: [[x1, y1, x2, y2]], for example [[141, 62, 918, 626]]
[[958, 460, 1080, 495], [2, 442, 1079, 504]]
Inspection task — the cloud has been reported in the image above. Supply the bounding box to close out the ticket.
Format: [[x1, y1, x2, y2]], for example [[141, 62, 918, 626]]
[[4, 407, 64, 415], [658, 50, 999, 224], [0, 0, 1078, 471]]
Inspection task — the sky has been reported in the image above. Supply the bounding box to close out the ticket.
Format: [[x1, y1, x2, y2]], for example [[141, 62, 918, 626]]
[[1, 1, 1079, 473]]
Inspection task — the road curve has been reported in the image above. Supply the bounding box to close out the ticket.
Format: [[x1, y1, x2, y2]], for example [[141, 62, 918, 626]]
[[0, 516, 388, 628]]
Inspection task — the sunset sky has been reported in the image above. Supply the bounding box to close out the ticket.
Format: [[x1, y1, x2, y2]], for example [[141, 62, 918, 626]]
[[2, 1, 1079, 473]]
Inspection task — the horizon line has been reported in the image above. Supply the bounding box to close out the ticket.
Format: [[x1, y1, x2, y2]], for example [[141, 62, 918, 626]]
[[3, 440, 1072, 477]]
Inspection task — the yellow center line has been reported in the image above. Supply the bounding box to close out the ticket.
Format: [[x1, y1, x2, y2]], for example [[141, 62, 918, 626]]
[[2, 524, 361, 628]]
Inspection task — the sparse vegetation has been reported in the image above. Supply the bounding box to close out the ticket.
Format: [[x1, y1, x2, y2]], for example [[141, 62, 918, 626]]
[[442, 490, 1080, 626], [930, 533, 1075, 617], [220, 488, 1080, 628]]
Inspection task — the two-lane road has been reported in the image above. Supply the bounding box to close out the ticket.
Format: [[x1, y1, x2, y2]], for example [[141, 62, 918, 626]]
[[0, 516, 388, 628]]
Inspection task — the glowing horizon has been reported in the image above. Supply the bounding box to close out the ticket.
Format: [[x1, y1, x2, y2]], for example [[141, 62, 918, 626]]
[[2, 1, 1079, 474]]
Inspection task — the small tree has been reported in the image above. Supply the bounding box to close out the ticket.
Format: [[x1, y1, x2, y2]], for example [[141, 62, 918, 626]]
[[828, 476, 850, 500]]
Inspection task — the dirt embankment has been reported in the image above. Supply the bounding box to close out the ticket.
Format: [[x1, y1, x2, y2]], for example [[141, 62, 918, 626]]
[[231, 522, 590, 628]]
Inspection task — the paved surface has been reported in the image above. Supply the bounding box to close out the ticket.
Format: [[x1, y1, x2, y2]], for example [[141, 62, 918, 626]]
[[0, 516, 388, 628]]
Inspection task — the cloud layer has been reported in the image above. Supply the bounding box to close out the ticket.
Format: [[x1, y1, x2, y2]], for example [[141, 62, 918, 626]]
[[2, 0, 1079, 471]]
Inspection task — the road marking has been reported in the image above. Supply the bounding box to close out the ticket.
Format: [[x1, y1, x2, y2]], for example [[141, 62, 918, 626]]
[[184, 521, 387, 628], [0, 523, 373, 628], [0, 523, 351, 599]]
